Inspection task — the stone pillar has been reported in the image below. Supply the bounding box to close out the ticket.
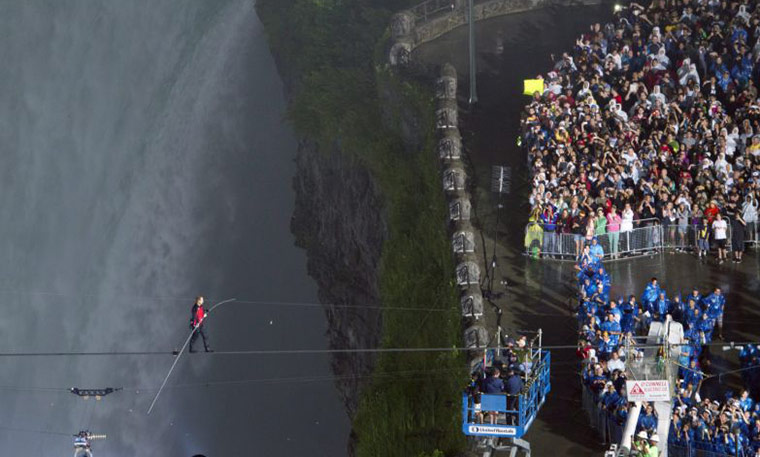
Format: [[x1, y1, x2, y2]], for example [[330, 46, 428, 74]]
[[449, 197, 472, 222], [460, 290, 484, 320], [452, 230, 476, 255], [443, 165, 466, 193], [438, 132, 462, 161], [390, 11, 415, 40], [389, 11, 415, 66], [435, 99, 458, 129], [456, 260, 480, 286], [463, 325, 489, 349], [389, 40, 413, 67]]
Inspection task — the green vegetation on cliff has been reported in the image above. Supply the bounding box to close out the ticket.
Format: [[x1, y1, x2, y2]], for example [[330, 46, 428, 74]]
[[256, 1, 467, 456]]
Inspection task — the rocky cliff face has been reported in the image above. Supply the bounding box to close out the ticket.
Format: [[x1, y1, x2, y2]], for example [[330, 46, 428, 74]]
[[290, 140, 387, 417]]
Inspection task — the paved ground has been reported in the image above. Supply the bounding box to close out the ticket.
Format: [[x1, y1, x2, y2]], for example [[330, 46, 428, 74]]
[[415, 6, 760, 456]]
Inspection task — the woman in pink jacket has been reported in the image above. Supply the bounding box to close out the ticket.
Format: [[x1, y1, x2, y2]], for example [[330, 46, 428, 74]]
[[606, 206, 622, 259]]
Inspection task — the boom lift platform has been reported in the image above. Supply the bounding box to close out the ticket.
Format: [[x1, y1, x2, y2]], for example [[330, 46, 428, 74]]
[[461, 329, 551, 456]]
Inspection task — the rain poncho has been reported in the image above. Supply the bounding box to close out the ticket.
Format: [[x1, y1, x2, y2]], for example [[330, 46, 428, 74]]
[[641, 282, 662, 308], [702, 292, 725, 319]]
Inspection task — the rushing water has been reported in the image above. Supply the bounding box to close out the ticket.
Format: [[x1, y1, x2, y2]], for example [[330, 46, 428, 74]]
[[0, 1, 349, 455]]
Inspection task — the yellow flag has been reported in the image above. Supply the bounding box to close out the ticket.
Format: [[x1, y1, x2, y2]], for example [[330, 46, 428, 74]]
[[523, 79, 544, 96]]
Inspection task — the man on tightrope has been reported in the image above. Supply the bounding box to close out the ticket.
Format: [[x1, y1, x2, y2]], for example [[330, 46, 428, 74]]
[[189, 295, 213, 353]]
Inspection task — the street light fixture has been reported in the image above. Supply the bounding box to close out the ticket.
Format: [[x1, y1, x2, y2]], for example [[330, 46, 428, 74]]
[[468, 0, 477, 104]]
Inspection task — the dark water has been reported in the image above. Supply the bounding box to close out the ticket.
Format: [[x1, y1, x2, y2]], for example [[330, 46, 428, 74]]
[[0, 1, 349, 455]]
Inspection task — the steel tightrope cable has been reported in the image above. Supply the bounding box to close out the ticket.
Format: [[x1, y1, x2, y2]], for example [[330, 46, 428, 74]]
[[0, 340, 756, 358]]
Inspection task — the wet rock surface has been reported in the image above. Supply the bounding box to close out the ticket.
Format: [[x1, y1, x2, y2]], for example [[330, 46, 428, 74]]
[[291, 141, 387, 417]]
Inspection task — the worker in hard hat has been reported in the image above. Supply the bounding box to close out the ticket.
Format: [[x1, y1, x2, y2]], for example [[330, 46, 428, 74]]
[[646, 434, 660, 457], [632, 430, 649, 455], [632, 431, 660, 456]]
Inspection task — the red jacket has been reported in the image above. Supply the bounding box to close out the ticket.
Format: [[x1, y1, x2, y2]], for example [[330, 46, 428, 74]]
[[191, 304, 206, 327]]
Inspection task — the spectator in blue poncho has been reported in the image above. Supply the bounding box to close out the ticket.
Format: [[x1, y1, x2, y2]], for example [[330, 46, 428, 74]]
[[749, 418, 760, 449], [698, 313, 716, 343], [638, 403, 658, 434], [641, 277, 661, 311], [653, 290, 670, 322], [608, 299, 622, 323], [739, 344, 757, 368], [685, 298, 701, 329], [581, 276, 597, 302], [601, 382, 622, 411], [600, 313, 622, 346], [687, 287, 702, 306], [578, 245, 595, 273], [682, 359, 703, 390], [579, 300, 598, 327], [591, 278, 609, 306], [739, 390, 754, 413], [592, 266, 610, 292], [703, 287, 726, 340], [684, 326, 700, 346], [620, 296, 638, 334], [679, 338, 695, 368], [597, 332, 616, 361], [676, 384, 698, 409], [589, 237, 604, 262]]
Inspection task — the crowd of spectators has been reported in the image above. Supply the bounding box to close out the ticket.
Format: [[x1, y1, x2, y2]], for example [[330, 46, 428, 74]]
[[521, 0, 760, 263], [575, 255, 760, 455]]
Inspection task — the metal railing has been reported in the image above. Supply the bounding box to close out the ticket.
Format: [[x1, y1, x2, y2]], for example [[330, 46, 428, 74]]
[[410, 0, 456, 23], [746, 221, 759, 247], [523, 219, 746, 260], [581, 381, 624, 445]]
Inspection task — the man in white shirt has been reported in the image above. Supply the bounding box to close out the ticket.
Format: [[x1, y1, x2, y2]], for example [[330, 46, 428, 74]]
[[607, 350, 625, 372], [712, 213, 728, 263]]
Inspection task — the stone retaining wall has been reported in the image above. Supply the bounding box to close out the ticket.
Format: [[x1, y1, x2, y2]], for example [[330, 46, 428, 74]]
[[433, 63, 489, 367]]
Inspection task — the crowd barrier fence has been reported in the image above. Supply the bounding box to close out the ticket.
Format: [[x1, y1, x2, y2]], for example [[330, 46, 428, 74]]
[[522, 218, 755, 261], [580, 378, 624, 446]]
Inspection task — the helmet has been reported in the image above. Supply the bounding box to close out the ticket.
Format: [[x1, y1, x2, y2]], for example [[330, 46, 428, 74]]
[[636, 431, 648, 440], [650, 434, 660, 443]]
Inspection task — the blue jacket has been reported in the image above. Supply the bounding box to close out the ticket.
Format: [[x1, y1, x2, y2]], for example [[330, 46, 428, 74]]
[[641, 283, 661, 307], [653, 297, 669, 318], [739, 397, 754, 412], [702, 293, 725, 319], [685, 306, 700, 327], [589, 243, 604, 260], [598, 338, 616, 357], [682, 368, 703, 388], [600, 320, 621, 345], [638, 413, 657, 432], [678, 345, 694, 368], [504, 375, 523, 396], [540, 213, 558, 232], [698, 317, 714, 342], [483, 376, 504, 394]]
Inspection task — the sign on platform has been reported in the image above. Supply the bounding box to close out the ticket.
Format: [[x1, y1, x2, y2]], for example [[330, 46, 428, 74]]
[[467, 425, 517, 436], [626, 380, 671, 401]]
